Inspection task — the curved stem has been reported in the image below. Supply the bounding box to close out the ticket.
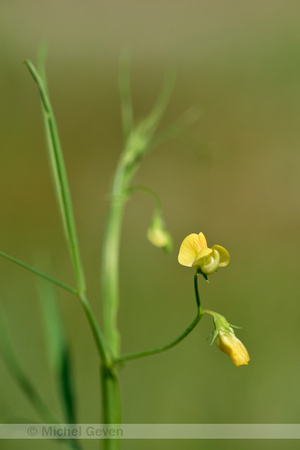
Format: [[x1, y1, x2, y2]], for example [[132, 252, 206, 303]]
[[126, 185, 162, 211], [201, 309, 217, 317], [115, 309, 202, 363], [116, 270, 204, 364]]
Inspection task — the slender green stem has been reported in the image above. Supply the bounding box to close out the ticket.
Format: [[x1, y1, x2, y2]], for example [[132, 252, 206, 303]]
[[101, 366, 122, 450], [116, 270, 203, 364], [101, 161, 133, 358], [79, 295, 111, 367], [100, 365, 122, 450], [201, 309, 217, 317], [0, 251, 77, 296], [101, 365, 121, 423], [101, 189, 123, 358], [100, 64, 178, 439], [100, 161, 132, 449], [126, 185, 162, 211], [115, 309, 202, 363], [194, 270, 201, 309], [101, 54, 136, 362]]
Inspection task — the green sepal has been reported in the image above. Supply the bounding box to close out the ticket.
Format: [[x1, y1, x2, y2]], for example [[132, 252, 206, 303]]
[[230, 324, 242, 330], [205, 330, 214, 341], [200, 272, 209, 282], [210, 329, 219, 345]]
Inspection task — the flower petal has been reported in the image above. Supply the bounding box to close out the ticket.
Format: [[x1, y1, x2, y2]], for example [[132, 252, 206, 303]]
[[193, 247, 213, 265], [216, 329, 250, 367], [212, 245, 230, 267], [194, 248, 220, 274], [198, 232, 208, 249], [178, 233, 202, 267]]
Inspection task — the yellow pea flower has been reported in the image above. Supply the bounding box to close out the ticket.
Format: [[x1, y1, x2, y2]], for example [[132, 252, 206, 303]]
[[178, 232, 230, 275], [208, 312, 250, 367], [216, 327, 250, 367]]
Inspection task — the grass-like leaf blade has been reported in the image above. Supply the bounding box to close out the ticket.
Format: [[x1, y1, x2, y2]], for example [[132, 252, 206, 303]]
[[37, 277, 77, 425], [24, 57, 86, 296], [0, 306, 57, 423]]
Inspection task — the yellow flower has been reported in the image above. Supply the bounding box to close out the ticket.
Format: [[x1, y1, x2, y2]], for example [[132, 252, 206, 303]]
[[205, 312, 250, 367], [178, 232, 230, 275], [216, 327, 250, 367]]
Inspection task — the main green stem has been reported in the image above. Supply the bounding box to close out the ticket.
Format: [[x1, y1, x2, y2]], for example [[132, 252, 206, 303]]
[[101, 159, 135, 449], [100, 157, 205, 450], [101, 162, 128, 358]]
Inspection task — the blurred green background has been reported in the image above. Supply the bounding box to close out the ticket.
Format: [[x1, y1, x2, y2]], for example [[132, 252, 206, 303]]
[[1, 1, 300, 449]]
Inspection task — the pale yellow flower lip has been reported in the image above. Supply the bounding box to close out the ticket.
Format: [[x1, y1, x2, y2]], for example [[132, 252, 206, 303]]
[[216, 328, 250, 367], [178, 232, 230, 274], [212, 245, 230, 267], [193, 248, 220, 275]]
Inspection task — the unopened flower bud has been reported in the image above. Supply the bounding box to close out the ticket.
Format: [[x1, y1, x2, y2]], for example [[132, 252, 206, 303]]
[[147, 212, 172, 253], [210, 312, 250, 367]]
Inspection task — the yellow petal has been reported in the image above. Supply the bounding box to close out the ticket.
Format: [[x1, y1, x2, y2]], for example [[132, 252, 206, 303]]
[[194, 248, 220, 274], [198, 232, 208, 249], [178, 233, 202, 267], [216, 329, 250, 367], [212, 245, 230, 267], [193, 247, 212, 265]]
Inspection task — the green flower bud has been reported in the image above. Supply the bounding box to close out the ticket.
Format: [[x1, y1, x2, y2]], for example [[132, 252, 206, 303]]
[[147, 212, 172, 253]]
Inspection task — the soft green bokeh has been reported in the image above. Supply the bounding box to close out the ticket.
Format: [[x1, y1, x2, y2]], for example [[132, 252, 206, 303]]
[[1, 1, 300, 449]]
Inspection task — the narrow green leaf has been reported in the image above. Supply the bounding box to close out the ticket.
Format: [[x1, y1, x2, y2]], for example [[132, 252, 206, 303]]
[[37, 275, 66, 371], [0, 251, 77, 295], [37, 277, 77, 424], [24, 57, 86, 296], [0, 306, 57, 423], [142, 68, 176, 141], [60, 345, 77, 424]]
